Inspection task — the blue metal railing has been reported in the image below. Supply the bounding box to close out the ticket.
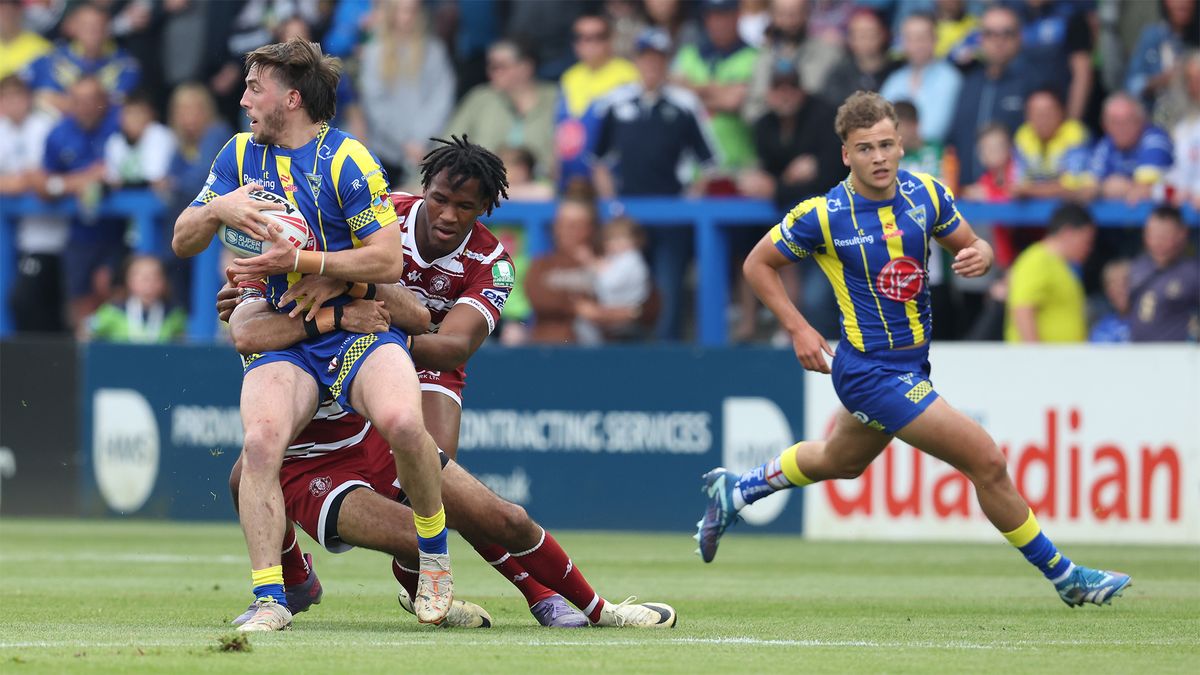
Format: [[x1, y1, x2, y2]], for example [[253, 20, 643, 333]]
[[2, 190, 1197, 343]]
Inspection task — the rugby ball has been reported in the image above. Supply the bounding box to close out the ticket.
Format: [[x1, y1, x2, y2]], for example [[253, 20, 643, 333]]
[[217, 190, 311, 258]]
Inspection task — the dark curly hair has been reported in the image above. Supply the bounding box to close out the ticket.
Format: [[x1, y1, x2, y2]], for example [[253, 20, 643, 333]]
[[419, 135, 509, 215]]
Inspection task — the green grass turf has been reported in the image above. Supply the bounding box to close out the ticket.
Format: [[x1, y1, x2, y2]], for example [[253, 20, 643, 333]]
[[0, 519, 1197, 674]]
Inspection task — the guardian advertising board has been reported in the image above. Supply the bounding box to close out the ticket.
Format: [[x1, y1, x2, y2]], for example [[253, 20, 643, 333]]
[[803, 345, 1200, 544]]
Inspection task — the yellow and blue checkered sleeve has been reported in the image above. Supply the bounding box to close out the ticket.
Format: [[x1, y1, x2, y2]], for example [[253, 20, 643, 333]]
[[332, 139, 397, 238], [770, 197, 825, 261]]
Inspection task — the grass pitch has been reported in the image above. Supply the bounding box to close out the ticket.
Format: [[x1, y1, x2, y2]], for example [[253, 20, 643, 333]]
[[1, 519, 1197, 673]]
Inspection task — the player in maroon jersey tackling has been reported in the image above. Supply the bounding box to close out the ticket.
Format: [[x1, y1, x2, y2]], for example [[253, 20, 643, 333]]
[[222, 137, 676, 628]]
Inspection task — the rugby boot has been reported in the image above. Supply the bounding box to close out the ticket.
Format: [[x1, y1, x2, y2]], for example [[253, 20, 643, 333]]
[[414, 551, 453, 624], [695, 468, 741, 563], [1054, 564, 1132, 607], [398, 587, 492, 628], [232, 553, 322, 627], [594, 596, 677, 628], [235, 597, 293, 632], [530, 594, 589, 628]]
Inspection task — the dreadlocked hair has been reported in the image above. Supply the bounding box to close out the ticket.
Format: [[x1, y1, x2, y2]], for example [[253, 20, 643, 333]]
[[420, 135, 509, 215]]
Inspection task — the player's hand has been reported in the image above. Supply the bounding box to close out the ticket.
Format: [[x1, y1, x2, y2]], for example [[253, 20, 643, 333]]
[[211, 183, 285, 241], [340, 300, 391, 334], [280, 274, 352, 321], [230, 225, 297, 282], [215, 268, 239, 321], [951, 246, 990, 278], [790, 323, 834, 374]]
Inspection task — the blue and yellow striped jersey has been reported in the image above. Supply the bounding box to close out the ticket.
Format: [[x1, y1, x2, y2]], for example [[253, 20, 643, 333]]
[[770, 169, 963, 352], [191, 123, 397, 306]]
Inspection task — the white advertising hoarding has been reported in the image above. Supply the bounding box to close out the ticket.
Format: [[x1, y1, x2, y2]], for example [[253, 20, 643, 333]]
[[803, 345, 1200, 544]]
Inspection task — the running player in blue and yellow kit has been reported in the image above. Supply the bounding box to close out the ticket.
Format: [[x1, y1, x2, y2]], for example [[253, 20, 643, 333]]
[[696, 92, 1131, 608], [171, 39, 452, 631]]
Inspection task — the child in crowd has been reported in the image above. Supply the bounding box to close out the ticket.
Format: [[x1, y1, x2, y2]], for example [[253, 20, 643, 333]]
[[575, 216, 652, 344], [501, 146, 555, 201], [105, 90, 175, 193], [964, 123, 1023, 268], [86, 255, 186, 343]]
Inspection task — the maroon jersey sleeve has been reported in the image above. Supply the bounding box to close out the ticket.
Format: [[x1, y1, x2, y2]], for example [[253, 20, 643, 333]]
[[455, 247, 515, 335]]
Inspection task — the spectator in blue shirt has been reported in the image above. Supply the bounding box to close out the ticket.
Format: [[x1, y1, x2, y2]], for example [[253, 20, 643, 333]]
[[24, 3, 140, 114], [948, 4, 1046, 185], [592, 27, 718, 341], [1126, 0, 1200, 112], [879, 12, 962, 144], [1089, 259, 1132, 343], [1079, 92, 1174, 204], [37, 75, 121, 332]]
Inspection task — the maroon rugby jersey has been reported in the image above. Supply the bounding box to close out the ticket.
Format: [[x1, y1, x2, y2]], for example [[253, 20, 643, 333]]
[[285, 192, 514, 455]]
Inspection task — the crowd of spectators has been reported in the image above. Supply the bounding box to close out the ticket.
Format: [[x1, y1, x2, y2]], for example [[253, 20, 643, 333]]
[[0, 0, 1197, 345]]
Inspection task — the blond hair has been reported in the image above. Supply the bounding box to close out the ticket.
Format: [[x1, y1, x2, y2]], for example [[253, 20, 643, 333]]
[[834, 91, 899, 142]]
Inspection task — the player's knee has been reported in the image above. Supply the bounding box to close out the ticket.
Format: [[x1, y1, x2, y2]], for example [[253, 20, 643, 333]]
[[373, 406, 425, 448], [970, 446, 1011, 489], [829, 456, 871, 480], [496, 502, 533, 541], [240, 432, 285, 475]]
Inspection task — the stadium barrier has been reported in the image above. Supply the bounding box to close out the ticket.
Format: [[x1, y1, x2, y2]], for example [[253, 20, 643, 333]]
[[803, 344, 1200, 545], [74, 342, 808, 532], [2, 190, 1197, 342]]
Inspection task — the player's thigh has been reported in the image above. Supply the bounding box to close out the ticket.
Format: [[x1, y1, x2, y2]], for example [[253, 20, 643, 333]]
[[335, 487, 417, 557], [894, 397, 1001, 478], [422, 390, 462, 459], [824, 407, 893, 477], [240, 361, 318, 461], [347, 344, 424, 434], [441, 461, 537, 547]]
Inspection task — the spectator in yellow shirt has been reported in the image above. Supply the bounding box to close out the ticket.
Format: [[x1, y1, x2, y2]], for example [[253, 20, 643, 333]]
[[1005, 202, 1096, 343], [0, 0, 51, 80]]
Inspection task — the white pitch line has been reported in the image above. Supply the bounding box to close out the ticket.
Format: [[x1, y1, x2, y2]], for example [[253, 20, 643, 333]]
[[0, 553, 245, 564], [0, 637, 1189, 650]]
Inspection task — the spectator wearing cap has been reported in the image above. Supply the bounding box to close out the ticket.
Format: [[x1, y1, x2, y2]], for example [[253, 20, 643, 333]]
[[24, 3, 140, 112], [948, 5, 1047, 185], [445, 39, 559, 179], [1011, 88, 1090, 201], [1128, 205, 1200, 342], [1078, 92, 1174, 205], [1005, 203, 1096, 343], [745, 0, 840, 125], [0, 0, 51, 80], [555, 13, 640, 190], [672, 0, 760, 173], [592, 27, 717, 340], [821, 8, 897, 108], [880, 12, 962, 145]]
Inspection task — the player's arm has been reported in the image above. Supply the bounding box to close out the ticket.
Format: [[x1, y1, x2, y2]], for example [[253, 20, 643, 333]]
[[934, 219, 993, 278], [928, 176, 993, 278], [744, 233, 833, 374], [174, 183, 287, 257], [411, 259, 512, 370], [410, 304, 490, 371]]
